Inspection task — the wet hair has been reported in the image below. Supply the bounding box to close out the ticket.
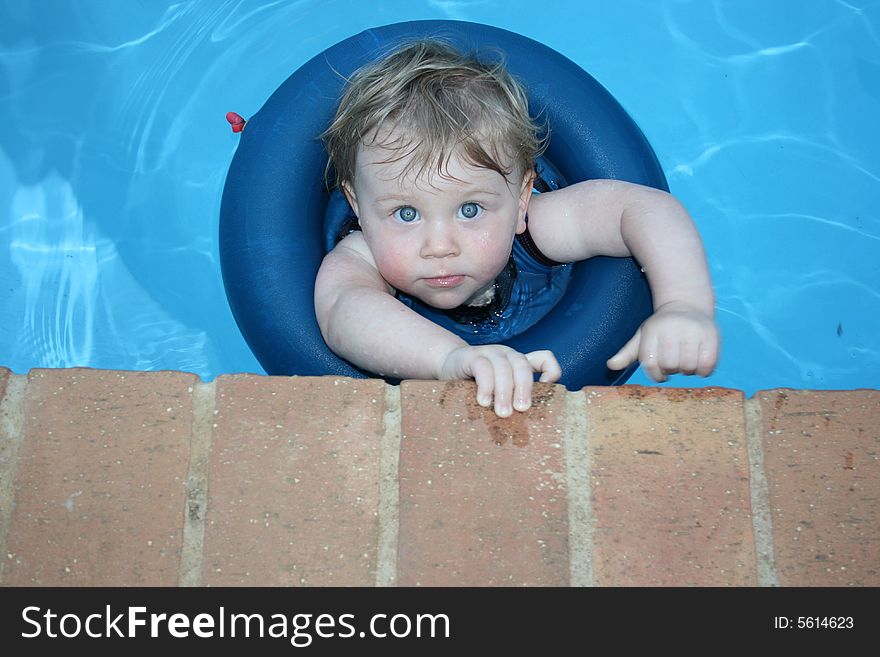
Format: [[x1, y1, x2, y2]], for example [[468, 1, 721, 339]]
[[321, 39, 547, 190]]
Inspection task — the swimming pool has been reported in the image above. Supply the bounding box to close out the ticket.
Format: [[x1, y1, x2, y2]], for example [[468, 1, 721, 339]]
[[2, 0, 878, 394]]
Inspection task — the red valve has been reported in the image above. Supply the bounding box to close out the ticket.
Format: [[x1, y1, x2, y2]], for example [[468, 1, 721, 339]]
[[226, 111, 246, 133]]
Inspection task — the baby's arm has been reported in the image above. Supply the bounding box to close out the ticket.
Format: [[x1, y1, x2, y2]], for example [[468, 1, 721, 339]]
[[314, 233, 561, 416], [527, 180, 718, 381]]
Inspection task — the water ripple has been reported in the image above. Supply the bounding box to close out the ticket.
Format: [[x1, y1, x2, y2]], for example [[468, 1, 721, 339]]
[[5, 165, 213, 373], [119, 2, 237, 172], [669, 133, 880, 184], [428, 0, 489, 20], [662, 0, 871, 65], [211, 0, 288, 42], [739, 211, 880, 243]]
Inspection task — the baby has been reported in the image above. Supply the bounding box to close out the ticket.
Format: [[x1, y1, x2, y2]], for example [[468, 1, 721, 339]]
[[315, 40, 719, 417]]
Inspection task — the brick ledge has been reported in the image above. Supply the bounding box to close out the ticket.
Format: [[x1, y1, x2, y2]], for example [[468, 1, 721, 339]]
[[0, 367, 877, 586]]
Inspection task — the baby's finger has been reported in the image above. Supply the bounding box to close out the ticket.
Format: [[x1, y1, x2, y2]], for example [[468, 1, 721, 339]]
[[526, 350, 561, 383], [638, 333, 666, 382], [696, 336, 719, 377], [606, 330, 640, 371], [510, 354, 537, 412], [470, 355, 496, 408], [657, 336, 681, 376], [679, 339, 700, 375], [489, 355, 515, 417]]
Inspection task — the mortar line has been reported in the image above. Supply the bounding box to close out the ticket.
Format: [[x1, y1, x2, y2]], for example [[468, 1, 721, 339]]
[[564, 388, 593, 587], [178, 379, 216, 587], [0, 374, 27, 585], [744, 397, 780, 587], [375, 383, 402, 587]]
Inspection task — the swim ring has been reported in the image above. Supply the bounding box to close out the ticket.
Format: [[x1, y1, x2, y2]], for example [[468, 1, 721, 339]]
[[220, 20, 666, 387]]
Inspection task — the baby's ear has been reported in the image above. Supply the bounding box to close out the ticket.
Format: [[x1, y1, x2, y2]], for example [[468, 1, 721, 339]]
[[516, 168, 536, 233], [341, 181, 360, 218]]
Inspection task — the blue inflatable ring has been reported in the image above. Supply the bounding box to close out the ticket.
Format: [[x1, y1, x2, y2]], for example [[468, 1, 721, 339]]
[[220, 20, 666, 387]]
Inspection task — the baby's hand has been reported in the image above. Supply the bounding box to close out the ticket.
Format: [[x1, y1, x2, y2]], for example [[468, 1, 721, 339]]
[[606, 302, 719, 382], [439, 345, 561, 417]]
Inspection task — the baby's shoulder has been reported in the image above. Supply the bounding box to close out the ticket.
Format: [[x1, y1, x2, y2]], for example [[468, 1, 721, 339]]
[[319, 231, 393, 293], [525, 183, 584, 232], [326, 230, 376, 267], [526, 180, 626, 262]]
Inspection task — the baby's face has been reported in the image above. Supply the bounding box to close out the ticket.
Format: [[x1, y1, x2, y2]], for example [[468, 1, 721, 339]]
[[344, 138, 532, 310]]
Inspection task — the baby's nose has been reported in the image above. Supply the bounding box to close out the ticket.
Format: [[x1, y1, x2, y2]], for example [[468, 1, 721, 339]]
[[419, 221, 460, 258]]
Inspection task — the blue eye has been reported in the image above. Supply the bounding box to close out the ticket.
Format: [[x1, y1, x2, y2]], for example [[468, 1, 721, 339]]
[[458, 202, 482, 219], [394, 206, 419, 222]]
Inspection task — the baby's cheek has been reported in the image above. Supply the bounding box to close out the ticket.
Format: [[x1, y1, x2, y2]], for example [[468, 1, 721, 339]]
[[373, 252, 411, 289], [474, 234, 514, 278], [363, 232, 412, 287]]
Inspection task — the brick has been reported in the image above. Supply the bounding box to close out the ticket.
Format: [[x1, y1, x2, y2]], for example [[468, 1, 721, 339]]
[[587, 386, 755, 586], [203, 375, 385, 586], [758, 389, 880, 586], [0, 367, 12, 468], [0, 367, 9, 401], [0, 367, 15, 574], [397, 380, 569, 586], [4, 369, 195, 585]]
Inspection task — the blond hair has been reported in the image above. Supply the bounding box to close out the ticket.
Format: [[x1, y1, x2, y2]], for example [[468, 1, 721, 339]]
[[321, 39, 546, 189]]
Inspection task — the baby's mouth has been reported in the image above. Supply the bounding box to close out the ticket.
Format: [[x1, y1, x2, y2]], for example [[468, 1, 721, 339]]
[[423, 275, 465, 288]]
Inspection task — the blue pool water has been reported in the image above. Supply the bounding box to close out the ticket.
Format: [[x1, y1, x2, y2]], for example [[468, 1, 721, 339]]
[[1, 0, 878, 394]]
